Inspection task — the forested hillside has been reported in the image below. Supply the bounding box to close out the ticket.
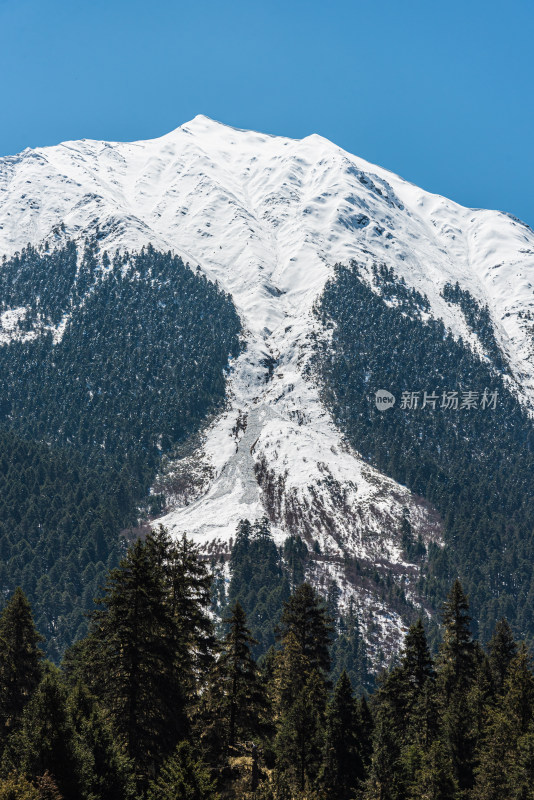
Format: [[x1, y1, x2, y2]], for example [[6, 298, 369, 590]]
[[0, 241, 242, 658], [223, 518, 372, 693], [313, 262, 534, 642], [0, 528, 532, 800], [0, 239, 242, 473]]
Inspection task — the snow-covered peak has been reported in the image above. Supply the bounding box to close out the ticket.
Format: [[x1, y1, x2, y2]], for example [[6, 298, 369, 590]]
[[2, 116, 532, 363], [2, 115, 533, 654]]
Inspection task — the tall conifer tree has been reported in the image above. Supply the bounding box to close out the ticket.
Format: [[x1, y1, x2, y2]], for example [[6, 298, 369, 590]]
[[0, 588, 43, 742]]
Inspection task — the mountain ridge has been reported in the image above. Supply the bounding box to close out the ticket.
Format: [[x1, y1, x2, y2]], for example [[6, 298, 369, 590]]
[[1, 116, 533, 655]]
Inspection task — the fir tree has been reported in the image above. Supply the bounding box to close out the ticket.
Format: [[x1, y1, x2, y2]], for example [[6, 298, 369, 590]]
[[146, 741, 217, 800], [163, 532, 216, 696], [473, 646, 534, 800], [67, 682, 134, 800], [415, 739, 456, 800], [215, 602, 264, 747], [85, 535, 186, 791], [14, 669, 87, 800], [437, 580, 478, 793], [488, 617, 518, 695], [320, 670, 363, 800], [278, 583, 332, 676], [0, 588, 43, 742], [196, 602, 265, 768], [364, 693, 404, 800], [400, 620, 438, 751], [274, 669, 326, 794]]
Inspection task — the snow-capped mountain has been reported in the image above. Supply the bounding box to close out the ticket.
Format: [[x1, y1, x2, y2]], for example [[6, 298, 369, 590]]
[[1, 115, 533, 652]]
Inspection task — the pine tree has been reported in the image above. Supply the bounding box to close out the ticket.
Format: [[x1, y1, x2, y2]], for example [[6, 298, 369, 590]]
[[320, 670, 363, 800], [215, 602, 264, 747], [415, 739, 456, 800], [439, 580, 477, 697], [473, 646, 534, 800], [364, 692, 404, 800], [0, 588, 43, 742], [196, 602, 265, 768], [400, 620, 437, 751], [274, 669, 326, 794], [163, 532, 216, 696], [358, 695, 374, 772], [511, 724, 534, 800], [67, 682, 134, 800], [436, 579, 478, 793], [402, 619, 435, 691], [85, 535, 186, 791], [270, 632, 310, 716], [146, 741, 217, 800], [488, 618, 517, 695], [278, 583, 332, 676], [14, 669, 87, 800]]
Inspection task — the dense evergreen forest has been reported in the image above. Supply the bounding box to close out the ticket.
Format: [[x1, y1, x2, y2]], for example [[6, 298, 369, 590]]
[[0, 527, 533, 800], [223, 518, 372, 693], [313, 262, 534, 643], [0, 240, 242, 658], [0, 239, 242, 472]]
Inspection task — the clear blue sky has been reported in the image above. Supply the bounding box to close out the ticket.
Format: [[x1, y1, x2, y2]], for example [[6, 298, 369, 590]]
[[1, 0, 533, 225]]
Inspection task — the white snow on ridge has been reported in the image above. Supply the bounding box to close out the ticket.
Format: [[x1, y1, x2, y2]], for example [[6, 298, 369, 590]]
[[1, 115, 532, 383], [0, 115, 533, 645]]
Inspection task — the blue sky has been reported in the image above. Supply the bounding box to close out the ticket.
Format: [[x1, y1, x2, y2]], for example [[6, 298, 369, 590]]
[[1, 0, 532, 225]]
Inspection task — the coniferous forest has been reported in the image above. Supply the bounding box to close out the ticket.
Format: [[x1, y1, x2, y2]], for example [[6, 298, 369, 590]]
[[0, 240, 242, 659], [313, 262, 534, 643], [1, 241, 534, 798], [0, 526, 533, 800]]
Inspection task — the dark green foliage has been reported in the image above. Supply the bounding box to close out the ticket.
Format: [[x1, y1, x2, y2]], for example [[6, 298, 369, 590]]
[[228, 520, 374, 692], [213, 602, 264, 747], [0, 241, 241, 474], [0, 241, 79, 328], [79, 532, 188, 791], [274, 668, 326, 794], [282, 535, 308, 589], [473, 646, 534, 800], [278, 582, 332, 676], [227, 519, 290, 658], [3, 570, 534, 799], [267, 585, 333, 794], [320, 670, 364, 799], [0, 429, 129, 661], [330, 603, 374, 694], [438, 580, 477, 699], [365, 619, 438, 800], [0, 589, 43, 741], [13, 669, 87, 800], [146, 741, 217, 800], [442, 281, 507, 372], [67, 683, 134, 800], [313, 261, 534, 642], [488, 618, 518, 695], [0, 240, 241, 661], [437, 581, 479, 792], [196, 602, 266, 768], [159, 531, 216, 698]]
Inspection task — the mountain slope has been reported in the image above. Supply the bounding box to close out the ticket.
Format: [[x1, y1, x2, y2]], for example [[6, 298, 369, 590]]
[[1, 115, 533, 654]]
